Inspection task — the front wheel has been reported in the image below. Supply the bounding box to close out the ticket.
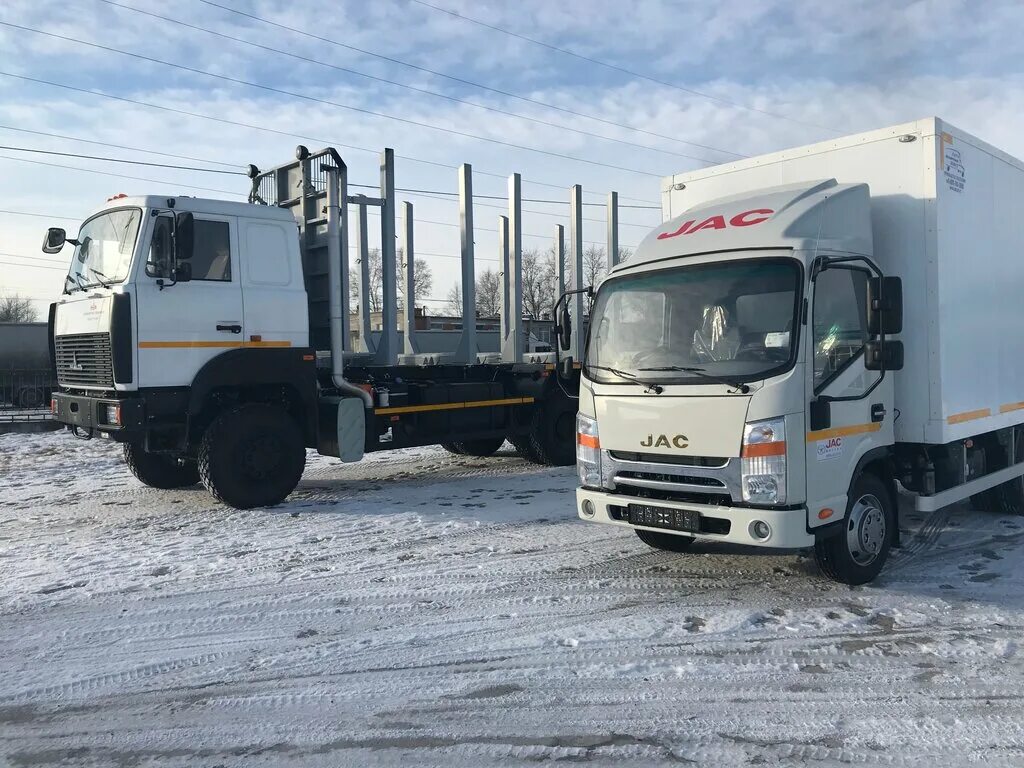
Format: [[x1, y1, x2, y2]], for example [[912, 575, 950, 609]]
[[198, 404, 306, 509], [123, 442, 199, 489], [635, 528, 695, 553], [814, 472, 894, 585]]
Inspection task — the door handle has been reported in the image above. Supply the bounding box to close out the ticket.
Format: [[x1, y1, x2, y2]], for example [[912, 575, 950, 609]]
[[871, 403, 886, 422], [216, 324, 242, 334]]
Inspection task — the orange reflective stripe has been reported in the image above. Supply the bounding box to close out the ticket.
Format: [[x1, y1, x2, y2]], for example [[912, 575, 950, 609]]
[[741, 441, 786, 458], [947, 408, 991, 425], [138, 340, 292, 349], [577, 433, 600, 449], [806, 422, 881, 442]]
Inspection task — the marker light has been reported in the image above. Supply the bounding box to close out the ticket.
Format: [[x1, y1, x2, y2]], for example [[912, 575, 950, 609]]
[[741, 418, 787, 504]]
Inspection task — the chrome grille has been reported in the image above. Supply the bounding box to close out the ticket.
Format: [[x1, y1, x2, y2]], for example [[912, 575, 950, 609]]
[[55, 333, 114, 388]]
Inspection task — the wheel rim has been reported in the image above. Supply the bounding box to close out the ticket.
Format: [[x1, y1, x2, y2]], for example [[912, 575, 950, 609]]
[[239, 434, 284, 480], [846, 493, 886, 566]]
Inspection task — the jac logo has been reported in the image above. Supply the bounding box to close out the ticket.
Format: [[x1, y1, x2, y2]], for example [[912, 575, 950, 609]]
[[657, 208, 774, 240], [641, 434, 689, 449]]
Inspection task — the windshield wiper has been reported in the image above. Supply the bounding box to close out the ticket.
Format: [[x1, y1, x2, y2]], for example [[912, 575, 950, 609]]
[[89, 267, 112, 288], [65, 272, 87, 293], [637, 366, 751, 394], [586, 364, 666, 394]]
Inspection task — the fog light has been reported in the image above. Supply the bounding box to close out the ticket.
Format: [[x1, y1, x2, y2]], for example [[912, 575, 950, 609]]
[[581, 499, 596, 518], [104, 404, 121, 426], [750, 520, 772, 541]]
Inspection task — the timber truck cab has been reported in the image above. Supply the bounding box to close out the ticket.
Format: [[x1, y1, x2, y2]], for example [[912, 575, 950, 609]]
[[572, 118, 1024, 585]]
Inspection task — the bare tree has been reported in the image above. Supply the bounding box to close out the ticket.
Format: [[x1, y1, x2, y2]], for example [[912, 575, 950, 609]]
[[582, 244, 606, 288], [443, 282, 463, 317], [522, 247, 556, 319], [350, 248, 433, 313], [0, 294, 38, 323], [476, 268, 501, 317]]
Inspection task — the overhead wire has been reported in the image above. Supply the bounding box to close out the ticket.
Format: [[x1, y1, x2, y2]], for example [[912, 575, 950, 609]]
[[197, 0, 747, 159], [0, 72, 658, 206], [410, 0, 841, 134], [98, 0, 730, 167], [0, 22, 665, 179]]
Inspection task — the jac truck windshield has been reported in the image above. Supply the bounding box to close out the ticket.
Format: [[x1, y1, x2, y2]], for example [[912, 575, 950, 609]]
[[585, 258, 801, 386], [66, 208, 142, 291]]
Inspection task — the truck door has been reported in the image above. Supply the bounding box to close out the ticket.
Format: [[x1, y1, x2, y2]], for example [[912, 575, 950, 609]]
[[805, 263, 895, 526], [136, 213, 244, 388]]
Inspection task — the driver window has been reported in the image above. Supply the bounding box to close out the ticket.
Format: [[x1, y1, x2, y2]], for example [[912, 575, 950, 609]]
[[813, 268, 868, 390], [146, 216, 172, 278]]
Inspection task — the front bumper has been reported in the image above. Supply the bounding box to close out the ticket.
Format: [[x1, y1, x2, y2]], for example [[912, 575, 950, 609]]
[[576, 487, 814, 549], [51, 391, 143, 438]]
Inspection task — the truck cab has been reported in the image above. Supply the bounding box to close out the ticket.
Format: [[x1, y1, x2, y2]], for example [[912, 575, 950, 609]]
[[46, 194, 318, 507], [574, 180, 904, 584]]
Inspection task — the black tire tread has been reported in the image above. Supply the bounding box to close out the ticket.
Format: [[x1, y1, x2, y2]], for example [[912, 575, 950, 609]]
[[813, 471, 894, 585], [635, 528, 695, 553], [456, 437, 506, 457], [123, 443, 199, 489]]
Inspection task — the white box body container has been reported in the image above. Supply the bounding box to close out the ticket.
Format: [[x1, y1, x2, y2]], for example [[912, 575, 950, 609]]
[[663, 117, 1024, 446]]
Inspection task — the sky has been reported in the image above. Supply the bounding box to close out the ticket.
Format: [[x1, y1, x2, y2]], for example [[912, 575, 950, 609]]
[[2, 0, 1024, 317]]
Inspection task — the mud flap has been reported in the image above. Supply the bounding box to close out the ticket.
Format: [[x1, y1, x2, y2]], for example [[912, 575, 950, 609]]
[[337, 398, 366, 463]]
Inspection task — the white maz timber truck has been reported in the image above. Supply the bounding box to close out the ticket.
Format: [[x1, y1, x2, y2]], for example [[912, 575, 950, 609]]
[[569, 117, 1024, 584], [43, 147, 583, 509]]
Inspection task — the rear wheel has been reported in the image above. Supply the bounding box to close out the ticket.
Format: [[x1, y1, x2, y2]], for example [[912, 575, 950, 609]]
[[198, 404, 306, 509], [526, 388, 577, 466], [123, 442, 199, 489], [815, 472, 894, 585], [440, 442, 466, 455], [456, 437, 506, 457], [971, 440, 1024, 514], [635, 528, 695, 553]]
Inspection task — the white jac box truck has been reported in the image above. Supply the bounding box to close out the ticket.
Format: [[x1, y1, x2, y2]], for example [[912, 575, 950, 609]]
[[570, 117, 1024, 584]]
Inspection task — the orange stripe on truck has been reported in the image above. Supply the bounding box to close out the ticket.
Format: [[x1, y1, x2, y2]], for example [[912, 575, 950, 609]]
[[1000, 402, 1024, 414], [806, 422, 881, 442], [138, 340, 292, 349], [946, 408, 991, 425]]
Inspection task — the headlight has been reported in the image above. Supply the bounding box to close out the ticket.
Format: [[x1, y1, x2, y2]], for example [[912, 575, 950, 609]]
[[741, 417, 786, 504], [576, 413, 602, 488]]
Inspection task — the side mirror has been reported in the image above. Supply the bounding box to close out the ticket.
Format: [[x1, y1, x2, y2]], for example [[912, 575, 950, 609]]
[[42, 227, 66, 254], [174, 212, 194, 262], [865, 340, 904, 371], [867, 276, 903, 335], [557, 303, 572, 351], [174, 261, 193, 283]]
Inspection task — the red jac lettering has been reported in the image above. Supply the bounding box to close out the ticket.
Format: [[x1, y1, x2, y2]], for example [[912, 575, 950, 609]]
[[656, 208, 774, 240]]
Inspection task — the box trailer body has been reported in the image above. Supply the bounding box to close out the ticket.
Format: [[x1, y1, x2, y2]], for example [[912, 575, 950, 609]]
[[572, 117, 1024, 584], [662, 117, 1024, 446]]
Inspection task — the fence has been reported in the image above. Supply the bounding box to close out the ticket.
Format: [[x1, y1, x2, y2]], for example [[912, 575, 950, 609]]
[[0, 369, 54, 422]]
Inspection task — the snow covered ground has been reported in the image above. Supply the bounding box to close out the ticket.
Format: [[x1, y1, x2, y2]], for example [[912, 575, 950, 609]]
[[2, 431, 1024, 767]]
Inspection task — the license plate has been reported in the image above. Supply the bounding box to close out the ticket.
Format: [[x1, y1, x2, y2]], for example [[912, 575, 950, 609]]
[[627, 504, 700, 533]]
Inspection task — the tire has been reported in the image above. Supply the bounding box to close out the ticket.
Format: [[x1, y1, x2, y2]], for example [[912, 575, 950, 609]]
[[198, 404, 306, 509], [456, 437, 506, 457], [815, 472, 895, 585], [971, 442, 1024, 515], [526, 388, 577, 466], [16, 386, 45, 409], [123, 442, 199, 489], [635, 528, 695, 553], [509, 433, 542, 463], [441, 442, 466, 455]]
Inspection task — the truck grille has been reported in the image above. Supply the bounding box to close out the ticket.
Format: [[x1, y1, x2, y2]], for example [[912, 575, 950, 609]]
[[55, 333, 114, 388]]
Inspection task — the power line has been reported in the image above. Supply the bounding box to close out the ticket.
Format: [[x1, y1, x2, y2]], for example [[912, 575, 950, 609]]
[[0, 72, 659, 206], [0, 252, 67, 266], [197, 0, 746, 160], [99, 0, 728, 167], [410, 0, 840, 135], [0, 22, 664, 180], [0, 259, 65, 272], [0, 146, 244, 175]]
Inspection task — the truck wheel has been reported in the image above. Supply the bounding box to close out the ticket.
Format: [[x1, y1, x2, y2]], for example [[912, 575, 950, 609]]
[[123, 442, 199, 489], [814, 472, 894, 585], [441, 442, 466, 455], [509, 433, 542, 462], [635, 528, 695, 553], [456, 437, 506, 457], [198, 404, 306, 509], [16, 386, 46, 409], [526, 389, 577, 466], [971, 442, 1024, 514]]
